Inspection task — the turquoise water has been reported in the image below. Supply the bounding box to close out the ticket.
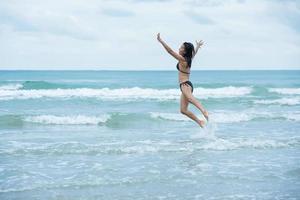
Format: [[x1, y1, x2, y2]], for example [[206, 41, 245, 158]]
[[0, 70, 299, 200]]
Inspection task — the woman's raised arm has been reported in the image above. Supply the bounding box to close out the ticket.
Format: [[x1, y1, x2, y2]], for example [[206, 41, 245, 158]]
[[157, 33, 185, 62], [192, 40, 204, 59]]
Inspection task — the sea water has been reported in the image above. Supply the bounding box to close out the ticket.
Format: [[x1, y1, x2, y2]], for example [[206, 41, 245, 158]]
[[0, 70, 299, 200]]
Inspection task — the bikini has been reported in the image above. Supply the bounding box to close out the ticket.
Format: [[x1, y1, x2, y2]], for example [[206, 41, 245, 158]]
[[176, 62, 194, 93]]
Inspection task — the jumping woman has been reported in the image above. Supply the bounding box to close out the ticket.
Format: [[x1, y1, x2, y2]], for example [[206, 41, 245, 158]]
[[157, 33, 209, 128]]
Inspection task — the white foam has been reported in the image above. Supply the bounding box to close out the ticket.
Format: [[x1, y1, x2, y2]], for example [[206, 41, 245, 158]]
[[150, 110, 300, 123], [286, 113, 300, 121], [190, 122, 218, 140], [4, 137, 298, 157], [23, 114, 110, 125], [150, 111, 256, 123], [49, 137, 297, 152], [269, 88, 300, 95], [0, 86, 252, 101], [0, 83, 23, 90], [194, 86, 252, 98], [201, 138, 299, 150], [211, 111, 254, 123], [254, 98, 300, 106]]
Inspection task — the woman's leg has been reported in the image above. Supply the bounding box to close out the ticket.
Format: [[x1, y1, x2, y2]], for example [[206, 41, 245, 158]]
[[180, 84, 209, 121], [180, 93, 205, 128]]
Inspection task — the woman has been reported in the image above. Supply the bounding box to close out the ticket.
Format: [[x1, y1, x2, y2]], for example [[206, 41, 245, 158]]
[[157, 33, 209, 128]]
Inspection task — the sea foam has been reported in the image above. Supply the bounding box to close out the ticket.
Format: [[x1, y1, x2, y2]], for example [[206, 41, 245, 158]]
[[0, 83, 23, 90], [24, 114, 110, 125], [254, 98, 300, 106], [269, 88, 300, 95], [150, 110, 300, 123], [0, 86, 252, 101], [2, 137, 299, 157]]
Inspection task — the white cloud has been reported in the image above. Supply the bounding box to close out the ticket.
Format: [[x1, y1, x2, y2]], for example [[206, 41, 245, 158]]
[[0, 0, 299, 69]]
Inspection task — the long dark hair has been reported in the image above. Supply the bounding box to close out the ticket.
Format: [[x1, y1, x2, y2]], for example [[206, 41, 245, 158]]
[[183, 42, 195, 68]]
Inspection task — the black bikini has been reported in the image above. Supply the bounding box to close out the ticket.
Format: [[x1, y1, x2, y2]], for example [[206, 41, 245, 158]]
[[176, 63, 190, 74], [176, 62, 194, 93]]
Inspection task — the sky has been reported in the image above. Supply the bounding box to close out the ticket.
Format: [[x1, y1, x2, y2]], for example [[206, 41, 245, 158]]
[[0, 0, 299, 70]]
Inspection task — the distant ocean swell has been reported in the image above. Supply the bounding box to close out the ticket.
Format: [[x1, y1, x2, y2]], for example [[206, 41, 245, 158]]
[[0, 81, 76, 90]]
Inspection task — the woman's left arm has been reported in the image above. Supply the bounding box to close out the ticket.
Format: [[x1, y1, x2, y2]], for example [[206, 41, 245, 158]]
[[157, 33, 185, 62], [192, 40, 204, 59]]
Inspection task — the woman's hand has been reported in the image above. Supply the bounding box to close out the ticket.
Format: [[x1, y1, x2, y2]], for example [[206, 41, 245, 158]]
[[192, 40, 204, 59], [157, 33, 162, 42], [195, 40, 204, 49]]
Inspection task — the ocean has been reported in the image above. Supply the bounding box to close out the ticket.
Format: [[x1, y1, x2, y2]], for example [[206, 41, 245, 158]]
[[0, 70, 299, 200]]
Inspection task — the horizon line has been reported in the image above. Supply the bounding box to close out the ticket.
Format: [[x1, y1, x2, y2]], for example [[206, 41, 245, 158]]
[[1, 66, 300, 71], [0, 68, 299, 71]]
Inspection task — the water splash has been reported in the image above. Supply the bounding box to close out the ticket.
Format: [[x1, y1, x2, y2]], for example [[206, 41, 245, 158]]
[[190, 120, 218, 140]]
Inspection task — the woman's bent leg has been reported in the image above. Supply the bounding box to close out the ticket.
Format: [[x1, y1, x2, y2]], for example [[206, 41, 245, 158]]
[[180, 93, 205, 128]]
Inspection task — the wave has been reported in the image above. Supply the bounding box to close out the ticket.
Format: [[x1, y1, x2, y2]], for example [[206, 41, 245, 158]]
[[23, 113, 148, 127], [151, 112, 255, 123], [24, 115, 110, 125], [1, 137, 299, 157], [1, 110, 299, 128], [286, 113, 300, 121], [198, 137, 300, 150], [254, 98, 300, 106], [21, 81, 69, 90], [150, 110, 300, 123], [193, 86, 252, 98], [0, 113, 151, 128], [0, 114, 111, 128], [151, 112, 245, 123], [0, 86, 252, 101], [0, 81, 78, 91], [269, 88, 300, 95], [0, 83, 23, 90]]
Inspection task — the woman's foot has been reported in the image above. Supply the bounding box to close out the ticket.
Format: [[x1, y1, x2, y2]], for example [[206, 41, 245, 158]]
[[199, 120, 205, 128], [203, 110, 209, 121]]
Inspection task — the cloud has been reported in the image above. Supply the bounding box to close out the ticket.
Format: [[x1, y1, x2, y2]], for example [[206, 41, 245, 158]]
[[0, 0, 299, 69], [108, 0, 174, 3], [101, 8, 135, 17], [0, 1, 99, 40], [183, 10, 215, 24], [0, 7, 37, 32], [184, 0, 246, 7], [267, 0, 300, 33]]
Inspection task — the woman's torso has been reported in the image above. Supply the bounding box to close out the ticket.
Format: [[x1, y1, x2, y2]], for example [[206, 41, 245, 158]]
[[177, 61, 190, 83]]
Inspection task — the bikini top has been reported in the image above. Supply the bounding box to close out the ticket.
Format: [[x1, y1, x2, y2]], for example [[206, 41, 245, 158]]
[[176, 62, 190, 74]]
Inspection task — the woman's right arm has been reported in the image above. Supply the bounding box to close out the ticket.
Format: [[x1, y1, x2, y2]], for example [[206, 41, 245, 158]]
[[157, 33, 186, 62]]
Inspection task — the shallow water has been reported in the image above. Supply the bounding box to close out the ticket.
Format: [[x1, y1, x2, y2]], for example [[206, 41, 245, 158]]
[[0, 70, 299, 199]]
